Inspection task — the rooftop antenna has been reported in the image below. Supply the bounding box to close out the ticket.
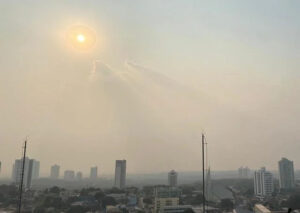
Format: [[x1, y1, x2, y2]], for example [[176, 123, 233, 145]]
[[202, 133, 206, 213], [17, 139, 27, 213]]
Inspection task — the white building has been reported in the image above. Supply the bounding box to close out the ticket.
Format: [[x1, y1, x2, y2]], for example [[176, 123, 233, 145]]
[[50, 164, 60, 179], [114, 160, 126, 189], [168, 170, 178, 187], [253, 204, 271, 213], [254, 167, 273, 198], [278, 157, 295, 190], [12, 157, 40, 189]]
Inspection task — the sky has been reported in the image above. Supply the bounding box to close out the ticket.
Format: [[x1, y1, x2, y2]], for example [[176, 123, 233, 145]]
[[0, 0, 300, 177]]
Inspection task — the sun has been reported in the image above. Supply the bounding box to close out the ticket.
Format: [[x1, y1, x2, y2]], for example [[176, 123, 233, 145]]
[[66, 25, 97, 51], [77, 34, 86, 43]]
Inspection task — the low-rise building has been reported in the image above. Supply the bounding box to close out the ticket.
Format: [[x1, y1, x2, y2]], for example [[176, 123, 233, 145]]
[[253, 204, 271, 213], [153, 187, 181, 213]]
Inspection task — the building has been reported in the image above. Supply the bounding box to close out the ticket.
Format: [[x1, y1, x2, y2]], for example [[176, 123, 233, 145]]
[[31, 160, 40, 180], [168, 170, 178, 187], [163, 205, 192, 213], [76, 171, 83, 180], [50, 164, 60, 179], [114, 160, 126, 188], [64, 170, 75, 181], [12, 157, 40, 189], [238, 166, 250, 179], [153, 187, 181, 213], [278, 157, 295, 190], [90, 166, 98, 179], [253, 204, 271, 213], [254, 167, 273, 198]]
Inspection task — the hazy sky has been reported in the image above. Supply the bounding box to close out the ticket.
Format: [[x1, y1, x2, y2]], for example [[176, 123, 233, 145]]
[[0, 0, 300, 177]]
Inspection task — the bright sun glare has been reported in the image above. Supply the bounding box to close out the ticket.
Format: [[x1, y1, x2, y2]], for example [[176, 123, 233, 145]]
[[67, 25, 97, 51], [77, 34, 86, 43]]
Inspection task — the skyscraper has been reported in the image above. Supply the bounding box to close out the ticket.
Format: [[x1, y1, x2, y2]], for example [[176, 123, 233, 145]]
[[90, 166, 98, 179], [76, 171, 83, 180], [31, 160, 40, 180], [238, 166, 250, 179], [12, 157, 39, 189], [168, 170, 178, 187], [278, 157, 295, 190], [114, 160, 126, 188], [50, 164, 60, 179], [254, 167, 274, 198]]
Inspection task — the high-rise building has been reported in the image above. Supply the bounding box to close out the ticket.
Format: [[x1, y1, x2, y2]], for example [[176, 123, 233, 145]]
[[64, 170, 75, 181], [153, 187, 181, 213], [90, 166, 98, 179], [114, 160, 126, 188], [50, 164, 60, 179], [238, 166, 250, 179], [31, 160, 40, 180], [254, 167, 273, 198], [12, 157, 39, 189], [76, 171, 83, 181], [168, 170, 178, 187], [278, 157, 295, 190]]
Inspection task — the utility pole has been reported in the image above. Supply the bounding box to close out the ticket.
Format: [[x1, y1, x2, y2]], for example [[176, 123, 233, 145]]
[[202, 133, 205, 213], [17, 140, 27, 213]]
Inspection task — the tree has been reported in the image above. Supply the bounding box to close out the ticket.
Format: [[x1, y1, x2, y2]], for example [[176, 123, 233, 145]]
[[94, 191, 105, 201], [183, 209, 195, 213], [49, 186, 60, 194], [286, 194, 300, 209], [102, 196, 117, 208], [67, 206, 87, 213], [220, 199, 234, 211]]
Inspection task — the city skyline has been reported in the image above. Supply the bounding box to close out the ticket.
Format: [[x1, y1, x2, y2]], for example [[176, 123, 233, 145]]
[[2, 156, 297, 179], [1, 0, 300, 176]]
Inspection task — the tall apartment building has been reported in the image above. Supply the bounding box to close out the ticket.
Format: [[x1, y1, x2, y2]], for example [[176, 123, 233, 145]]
[[114, 160, 126, 189], [153, 187, 181, 213], [254, 167, 273, 198], [168, 170, 178, 187], [278, 157, 295, 190], [50, 164, 60, 179], [12, 157, 40, 189], [76, 171, 83, 180], [90, 166, 98, 179], [238, 166, 250, 179]]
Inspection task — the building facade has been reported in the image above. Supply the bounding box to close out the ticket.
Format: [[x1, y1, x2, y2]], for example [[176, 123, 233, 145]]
[[254, 167, 273, 198], [278, 157, 295, 190], [168, 170, 178, 187], [153, 187, 181, 213], [90, 166, 98, 179], [76, 171, 83, 180], [114, 160, 126, 188], [50, 164, 60, 179], [12, 157, 40, 189], [238, 166, 250, 179]]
